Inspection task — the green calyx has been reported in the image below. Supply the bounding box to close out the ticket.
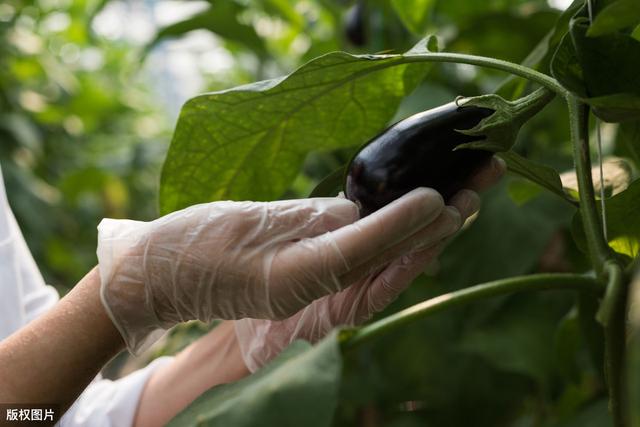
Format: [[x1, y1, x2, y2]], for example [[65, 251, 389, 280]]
[[454, 86, 556, 152]]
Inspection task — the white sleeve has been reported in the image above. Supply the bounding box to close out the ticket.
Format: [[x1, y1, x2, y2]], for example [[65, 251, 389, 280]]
[[8, 209, 60, 323], [0, 163, 59, 339], [58, 356, 174, 427]]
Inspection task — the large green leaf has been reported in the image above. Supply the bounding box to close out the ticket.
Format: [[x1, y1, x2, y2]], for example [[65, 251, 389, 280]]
[[160, 46, 430, 213], [168, 334, 342, 427], [588, 0, 640, 37], [616, 120, 640, 171], [551, 13, 640, 122], [570, 17, 640, 97], [495, 0, 583, 98], [572, 179, 640, 259]]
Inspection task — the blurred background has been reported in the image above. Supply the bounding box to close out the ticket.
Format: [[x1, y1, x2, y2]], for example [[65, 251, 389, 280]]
[[1, 0, 573, 292]]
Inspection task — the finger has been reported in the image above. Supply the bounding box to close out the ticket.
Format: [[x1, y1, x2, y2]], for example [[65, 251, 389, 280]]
[[264, 197, 359, 240], [275, 188, 445, 289], [339, 189, 480, 286], [365, 242, 446, 313], [448, 189, 480, 221], [338, 206, 461, 285], [328, 187, 445, 272], [466, 156, 506, 192]]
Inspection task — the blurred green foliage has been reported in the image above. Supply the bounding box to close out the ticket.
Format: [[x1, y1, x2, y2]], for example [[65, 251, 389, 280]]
[[0, 0, 169, 290]]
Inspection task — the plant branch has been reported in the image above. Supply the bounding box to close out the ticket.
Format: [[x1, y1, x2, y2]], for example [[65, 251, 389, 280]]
[[400, 52, 568, 97], [567, 96, 611, 274], [568, 95, 627, 426], [600, 261, 628, 427], [342, 273, 602, 350]]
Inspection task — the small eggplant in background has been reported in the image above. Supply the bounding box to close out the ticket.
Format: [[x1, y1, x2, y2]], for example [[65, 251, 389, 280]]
[[344, 0, 367, 46]]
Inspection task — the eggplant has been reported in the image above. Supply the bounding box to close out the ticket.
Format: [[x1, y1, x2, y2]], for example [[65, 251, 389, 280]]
[[345, 102, 495, 217], [344, 0, 367, 46]]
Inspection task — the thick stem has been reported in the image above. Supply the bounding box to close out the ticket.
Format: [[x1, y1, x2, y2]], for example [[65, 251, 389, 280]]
[[567, 95, 627, 426], [400, 52, 568, 97], [343, 273, 601, 350], [567, 96, 611, 273], [601, 261, 628, 427]]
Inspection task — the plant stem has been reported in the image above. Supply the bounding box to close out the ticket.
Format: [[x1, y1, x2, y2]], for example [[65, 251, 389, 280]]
[[567, 95, 627, 426], [601, 261, 628, 427], [343, 273, 602, 350], [567, 96, 611, 274], [400, 52, 568, 98]]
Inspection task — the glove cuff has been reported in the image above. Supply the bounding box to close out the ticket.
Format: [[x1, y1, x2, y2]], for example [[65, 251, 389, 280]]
[[97, 218, 168, 355]]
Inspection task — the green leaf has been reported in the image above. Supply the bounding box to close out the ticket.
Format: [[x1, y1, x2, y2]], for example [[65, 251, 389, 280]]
[[168, 333, 342, 427], [507, 179, 543, 206], [499, 151, 573, 204], [572, 179, 640, 258], [616, 120, 640, 171], [391, 0, 434, 35], [550, 31, 588, 97], [571, 17, 640, 96], [552, 14, 640, 122], [588, 0, 640, 37], [160, 47, 429, 213], [145, 2, 267, 58], [308, 165, 346, 198]]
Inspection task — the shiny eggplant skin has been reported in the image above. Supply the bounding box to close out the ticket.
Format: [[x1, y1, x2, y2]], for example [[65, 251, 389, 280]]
[[345, 102, 495, 217]]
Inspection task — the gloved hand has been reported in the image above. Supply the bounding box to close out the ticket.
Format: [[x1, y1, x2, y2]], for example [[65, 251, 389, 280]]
[[234, 156, 506, 372], [97, 188, 447, 354]]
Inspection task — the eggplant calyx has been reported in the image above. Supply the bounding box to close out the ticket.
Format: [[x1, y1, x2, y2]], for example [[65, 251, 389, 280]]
[[454, 87, 556, 152]]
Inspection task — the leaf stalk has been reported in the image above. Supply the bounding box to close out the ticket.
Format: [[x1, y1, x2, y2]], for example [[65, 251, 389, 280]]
[[343, 273, 601, 350], [400, 52, 568, 97]]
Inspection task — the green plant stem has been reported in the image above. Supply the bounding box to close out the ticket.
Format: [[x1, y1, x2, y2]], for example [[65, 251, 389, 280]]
[[601, 261, 628, 427], [567, 96, 611, 273], [400, 52, 568, 97], [343, 273, 602, 350], [567, 95, 627, 426]]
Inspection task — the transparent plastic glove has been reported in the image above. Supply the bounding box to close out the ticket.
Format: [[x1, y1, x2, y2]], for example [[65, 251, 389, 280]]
[[234, 156, 507, 372], [234, 189, 480, 372], [97, 188, 446, 355]]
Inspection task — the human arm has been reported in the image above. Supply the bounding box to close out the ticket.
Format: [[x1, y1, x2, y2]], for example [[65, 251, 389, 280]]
[[133, 321, 248, 427], [0, 267, 124, 417]]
